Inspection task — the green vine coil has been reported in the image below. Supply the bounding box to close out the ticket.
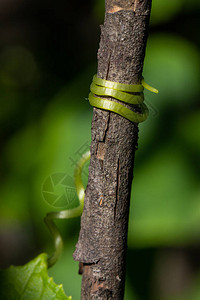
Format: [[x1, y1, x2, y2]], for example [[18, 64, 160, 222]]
[[45, 75, 158, 268], [89, 74, 158, 123]]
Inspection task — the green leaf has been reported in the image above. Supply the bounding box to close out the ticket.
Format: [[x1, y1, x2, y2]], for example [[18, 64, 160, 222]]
[[151, 0, 183, 24], [0, 253, 71, 300], [144, 34, 200, 105], [128, 146, 199, 247]]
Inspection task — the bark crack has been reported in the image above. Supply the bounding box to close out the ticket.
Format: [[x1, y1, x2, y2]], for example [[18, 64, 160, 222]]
[[102, 113, 110, 143], [133, 0, 138, 12], [114, 158, 120, 222], [106, 52, 112, 80]]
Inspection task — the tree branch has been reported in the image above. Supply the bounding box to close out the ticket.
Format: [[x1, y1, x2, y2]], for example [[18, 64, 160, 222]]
[[73, 1, 152, 299]]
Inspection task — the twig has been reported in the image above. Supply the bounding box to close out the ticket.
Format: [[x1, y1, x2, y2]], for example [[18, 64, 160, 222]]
[[73, 1, 152, 298]]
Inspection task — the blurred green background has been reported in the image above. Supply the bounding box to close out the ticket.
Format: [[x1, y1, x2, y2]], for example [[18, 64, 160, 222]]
[[0, 0, 200, 299]]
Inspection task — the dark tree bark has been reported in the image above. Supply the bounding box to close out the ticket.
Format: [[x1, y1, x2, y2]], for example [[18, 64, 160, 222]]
[[73, 1, 152, 299]]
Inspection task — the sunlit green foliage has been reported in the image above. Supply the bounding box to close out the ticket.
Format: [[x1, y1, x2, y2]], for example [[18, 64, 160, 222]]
[[0, 254, 71, 299]]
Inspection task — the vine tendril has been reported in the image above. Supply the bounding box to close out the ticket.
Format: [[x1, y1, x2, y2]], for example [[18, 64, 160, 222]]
[[44, 151, 90, 268], [44, 75, 158, 268]]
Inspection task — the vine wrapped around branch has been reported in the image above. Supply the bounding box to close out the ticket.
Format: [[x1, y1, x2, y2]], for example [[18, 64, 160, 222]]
[[73, 1, 153, 299]]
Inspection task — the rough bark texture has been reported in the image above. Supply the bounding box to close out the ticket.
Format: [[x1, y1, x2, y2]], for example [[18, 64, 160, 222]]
[[73, 1, 152, 299]]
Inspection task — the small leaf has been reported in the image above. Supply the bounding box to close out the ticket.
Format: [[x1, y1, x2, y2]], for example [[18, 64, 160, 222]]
[[0, 253, 72, 300]]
